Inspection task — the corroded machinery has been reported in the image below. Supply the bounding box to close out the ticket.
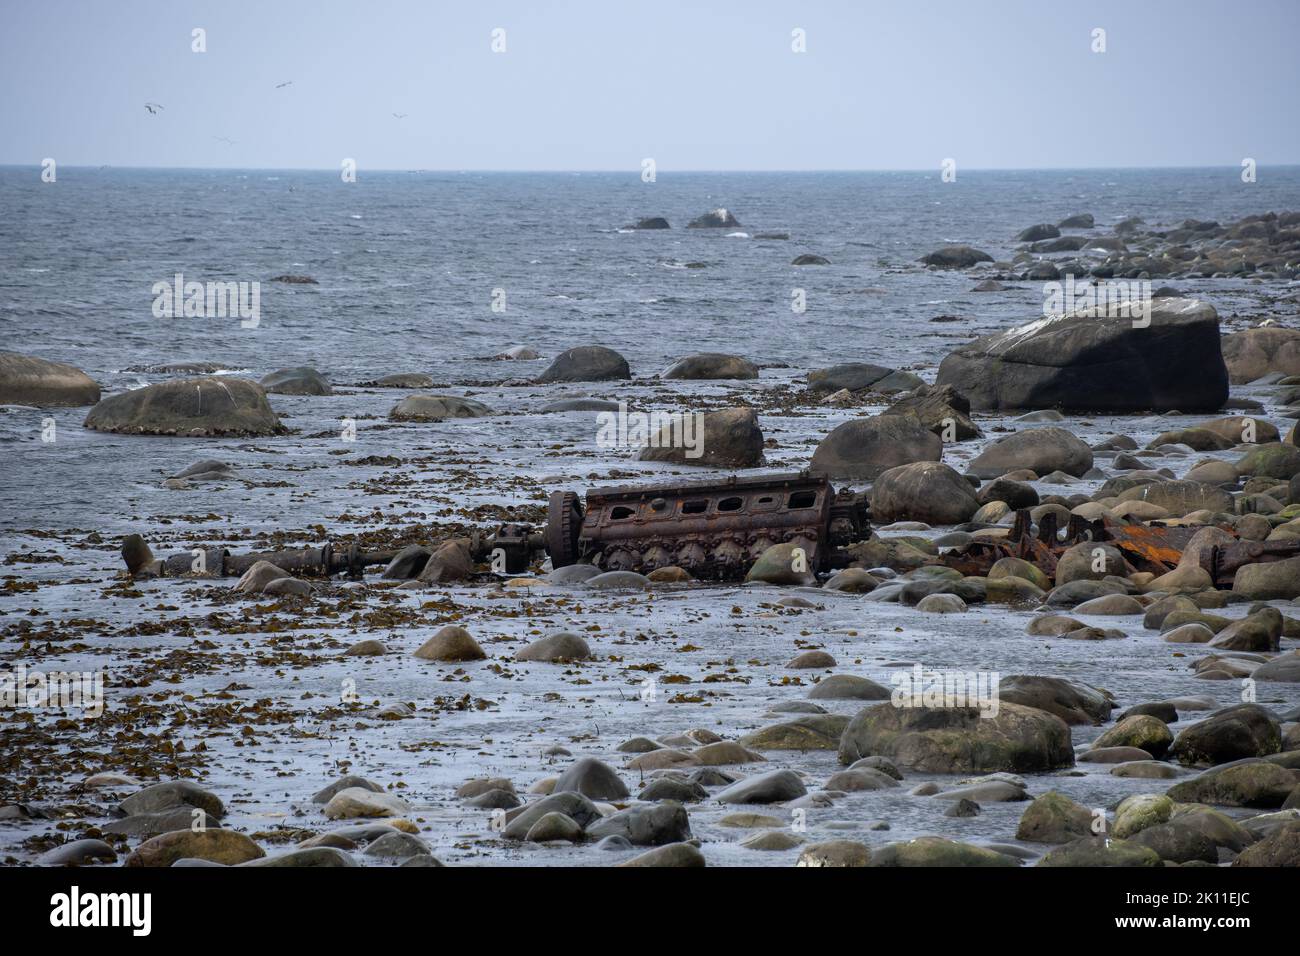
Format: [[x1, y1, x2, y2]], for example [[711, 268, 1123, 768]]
[[545, 472, 870, 580]]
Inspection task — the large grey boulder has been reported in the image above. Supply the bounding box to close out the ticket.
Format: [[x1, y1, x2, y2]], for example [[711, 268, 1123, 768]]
[[968, 426, 1094, 479], [1220, 327, 1300, 384], [0, 351, 100, 406], [686, 208, 740, 228], [661, 353, 758, 380], [883, 384, 981, 440], [638, 406, 763, 468], [935, 298, 1227, 412], [920, 245, 994, 269], [389, 394, 492, 420], [838, 702, 1075, 773], [84, 377, 285, 437], [996, 675, 1114, 726], [536, 346, 631, 383], [259, 366, 331, 396], [809, 415, 942, 480], [870, 462, 980, 524], [806, 363, 894, 395]]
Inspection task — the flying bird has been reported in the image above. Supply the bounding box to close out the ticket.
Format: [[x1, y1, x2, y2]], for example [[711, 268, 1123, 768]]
[[392, 112, 408, 119], [213, 136, 237, 145], [275, 80, 293, 89], [144, 102, 164, 114]]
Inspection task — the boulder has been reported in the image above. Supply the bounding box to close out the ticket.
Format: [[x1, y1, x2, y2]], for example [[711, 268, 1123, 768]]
[[586, 802, 692, 846], [84, 377, 285, 436], [638, 406, 763, 468], [883, 383, 981, 440], [322, 787, 408, 819], [806, 363, 894, 395], [415, 539, 474, 584], [968, 427, 1093, 479], [1036, 836, 1161, 867], [738, 715, 850, 750], [389, 394, 491, 420], [869, 837, 1017, 867], [1233, 821, 1300, 866], [551, 757, 629, 800], [1208, 607, 1282, 652], [1015, 791, 1095, 843], [870, 462, 980, 524], [125, 830, 264, 868], [1017, 224, 1061, 242], [502, 793, 603, 840], [837, 702, 1074, 773], [1237, 443, 1300, 479], [686, 208, 740, 228], [535, 346, 631, 383], [1116, 480, 1233, 517], [714, 769, 807, 804], [1169, 704, 1282, 766], [661, 353, 758, 380], [616, 843, 706, 867], [935, 298, 1227, 412], [516, 632, 592, 662], [1253, 652, 1300, 682], [796, 840, 871, 867], [0, 351, 99, 406], [1167, 762, 1298, 808], [809, 415, 942, 480], [920, 246, 994, 269], [745, 542, 816, 586], [259, 366, 331, 396], [1220, 327, 1300, 384], [1092, 715, 1174, 758], [1232, 557, 1300, 601], [996, 675, 1114, 726], [413, 625, 486, 662]]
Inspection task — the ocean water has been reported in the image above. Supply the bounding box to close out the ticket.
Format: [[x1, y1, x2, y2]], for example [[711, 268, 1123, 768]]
[[3, 168, 1300, 866], [3, 165, 1300, 383]]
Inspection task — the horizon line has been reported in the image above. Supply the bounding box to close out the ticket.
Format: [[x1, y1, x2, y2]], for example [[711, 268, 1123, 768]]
[[4, 162, 1300, 175]]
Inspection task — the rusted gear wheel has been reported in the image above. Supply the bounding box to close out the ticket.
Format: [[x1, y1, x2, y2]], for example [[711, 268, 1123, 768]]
[[546, 491, 583, 568]]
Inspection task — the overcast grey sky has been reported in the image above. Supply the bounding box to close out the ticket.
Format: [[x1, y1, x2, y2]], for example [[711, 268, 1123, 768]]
[[2, 0, 1297, 171]]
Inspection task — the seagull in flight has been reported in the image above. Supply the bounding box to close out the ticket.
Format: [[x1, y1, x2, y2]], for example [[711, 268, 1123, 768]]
[[213, 136, 237, 145], [275, 80, 293, 89], [392, 112, 408, 119], [144, 102, 164, 114]]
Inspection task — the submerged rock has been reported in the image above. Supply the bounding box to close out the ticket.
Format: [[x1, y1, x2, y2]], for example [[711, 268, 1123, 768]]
[[259, 366, 331, 395], [535, 346, 631, 383], [686, 208, 740, 228], [661, 353, 758, 380], [0, 350, 100, 406], [84, 377, 285, 436], [920, 245, 994, 269], [389, 394, 492, 420]]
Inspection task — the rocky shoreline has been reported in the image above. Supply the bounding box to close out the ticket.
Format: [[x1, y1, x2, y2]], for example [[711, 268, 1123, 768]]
[[2, 209, 1300, 869]]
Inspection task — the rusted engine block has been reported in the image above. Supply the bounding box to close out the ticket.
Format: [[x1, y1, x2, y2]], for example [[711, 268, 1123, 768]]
[[545, 472, 870, 580]]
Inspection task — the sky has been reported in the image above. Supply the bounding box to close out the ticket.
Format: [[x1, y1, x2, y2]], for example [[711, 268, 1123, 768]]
[[1, 0, 1298, 171]]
